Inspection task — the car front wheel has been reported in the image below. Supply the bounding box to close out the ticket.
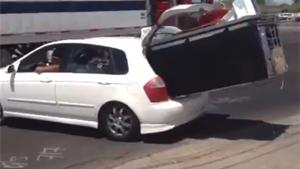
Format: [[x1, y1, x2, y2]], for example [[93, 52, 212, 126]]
[[100, 103, 140, 141]]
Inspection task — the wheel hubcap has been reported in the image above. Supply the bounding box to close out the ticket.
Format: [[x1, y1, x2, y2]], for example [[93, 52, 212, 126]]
[[107, 106, 132, 137]]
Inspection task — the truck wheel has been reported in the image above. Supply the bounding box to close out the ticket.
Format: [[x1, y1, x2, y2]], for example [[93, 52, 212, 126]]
[[100, 103, 140, 141], [0, 49, 12, 68]]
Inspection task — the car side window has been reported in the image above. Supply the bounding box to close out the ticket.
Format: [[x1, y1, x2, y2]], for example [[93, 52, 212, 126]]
[[110, 48, 129, 74], [66, 45, 128, 74], [18, 47, 50, 72], [18, 45, 72, 73]]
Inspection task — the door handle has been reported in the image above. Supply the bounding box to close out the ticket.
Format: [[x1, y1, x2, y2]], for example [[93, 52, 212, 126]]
[[97, 82, 111, 85], [40, 78, 52, 83]]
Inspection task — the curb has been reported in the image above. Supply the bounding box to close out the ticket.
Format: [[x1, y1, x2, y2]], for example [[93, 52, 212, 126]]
[[111, 125, 300, 169]]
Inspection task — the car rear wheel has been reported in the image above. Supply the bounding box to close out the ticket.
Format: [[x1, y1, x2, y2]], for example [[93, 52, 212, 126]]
[[100, 103, 140, 141]]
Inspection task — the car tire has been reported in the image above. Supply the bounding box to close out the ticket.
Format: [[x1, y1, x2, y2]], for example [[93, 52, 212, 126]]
[[100, 103, 140, 141], [0, 104, 4, 126]]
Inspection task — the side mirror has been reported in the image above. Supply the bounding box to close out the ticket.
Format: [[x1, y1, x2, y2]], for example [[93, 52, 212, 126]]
[[7, 65, 16, 73]]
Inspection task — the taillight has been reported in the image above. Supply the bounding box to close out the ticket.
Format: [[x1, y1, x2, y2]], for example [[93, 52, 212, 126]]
[[143, 76, 169, 102]]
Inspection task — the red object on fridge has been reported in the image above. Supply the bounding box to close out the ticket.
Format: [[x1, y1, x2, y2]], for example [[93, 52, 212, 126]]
[[198, 7, 229, 26]]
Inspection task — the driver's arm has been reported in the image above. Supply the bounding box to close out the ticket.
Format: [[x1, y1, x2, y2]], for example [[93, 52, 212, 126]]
[[35, 64, 60, 74]]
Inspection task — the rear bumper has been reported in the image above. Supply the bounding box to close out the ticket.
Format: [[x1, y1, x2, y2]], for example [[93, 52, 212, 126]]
[[140, 92, 208, 134]]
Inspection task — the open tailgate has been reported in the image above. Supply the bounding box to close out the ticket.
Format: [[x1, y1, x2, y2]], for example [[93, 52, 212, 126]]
[[143, 3, 287, 97]]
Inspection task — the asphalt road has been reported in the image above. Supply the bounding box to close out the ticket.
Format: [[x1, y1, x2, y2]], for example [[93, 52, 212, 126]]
[[0, 23, 299, 169]]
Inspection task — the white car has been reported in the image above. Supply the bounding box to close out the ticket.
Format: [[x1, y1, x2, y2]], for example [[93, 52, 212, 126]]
[[277, 13, 295, 21], [0, 37, 209, 141]]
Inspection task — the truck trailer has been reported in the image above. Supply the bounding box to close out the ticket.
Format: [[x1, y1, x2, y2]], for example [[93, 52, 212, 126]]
[[1, 0, 197, 67]]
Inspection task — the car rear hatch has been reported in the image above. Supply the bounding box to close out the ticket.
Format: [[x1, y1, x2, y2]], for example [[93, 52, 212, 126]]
[[143, 2, 287, 97]]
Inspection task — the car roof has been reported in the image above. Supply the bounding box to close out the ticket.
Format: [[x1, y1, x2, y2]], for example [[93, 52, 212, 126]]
[[48, 36, 142, 52]]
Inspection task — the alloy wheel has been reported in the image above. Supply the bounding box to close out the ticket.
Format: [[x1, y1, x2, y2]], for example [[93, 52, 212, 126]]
[[107, 106, 133, 137], [102, 103, 140, 141]]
